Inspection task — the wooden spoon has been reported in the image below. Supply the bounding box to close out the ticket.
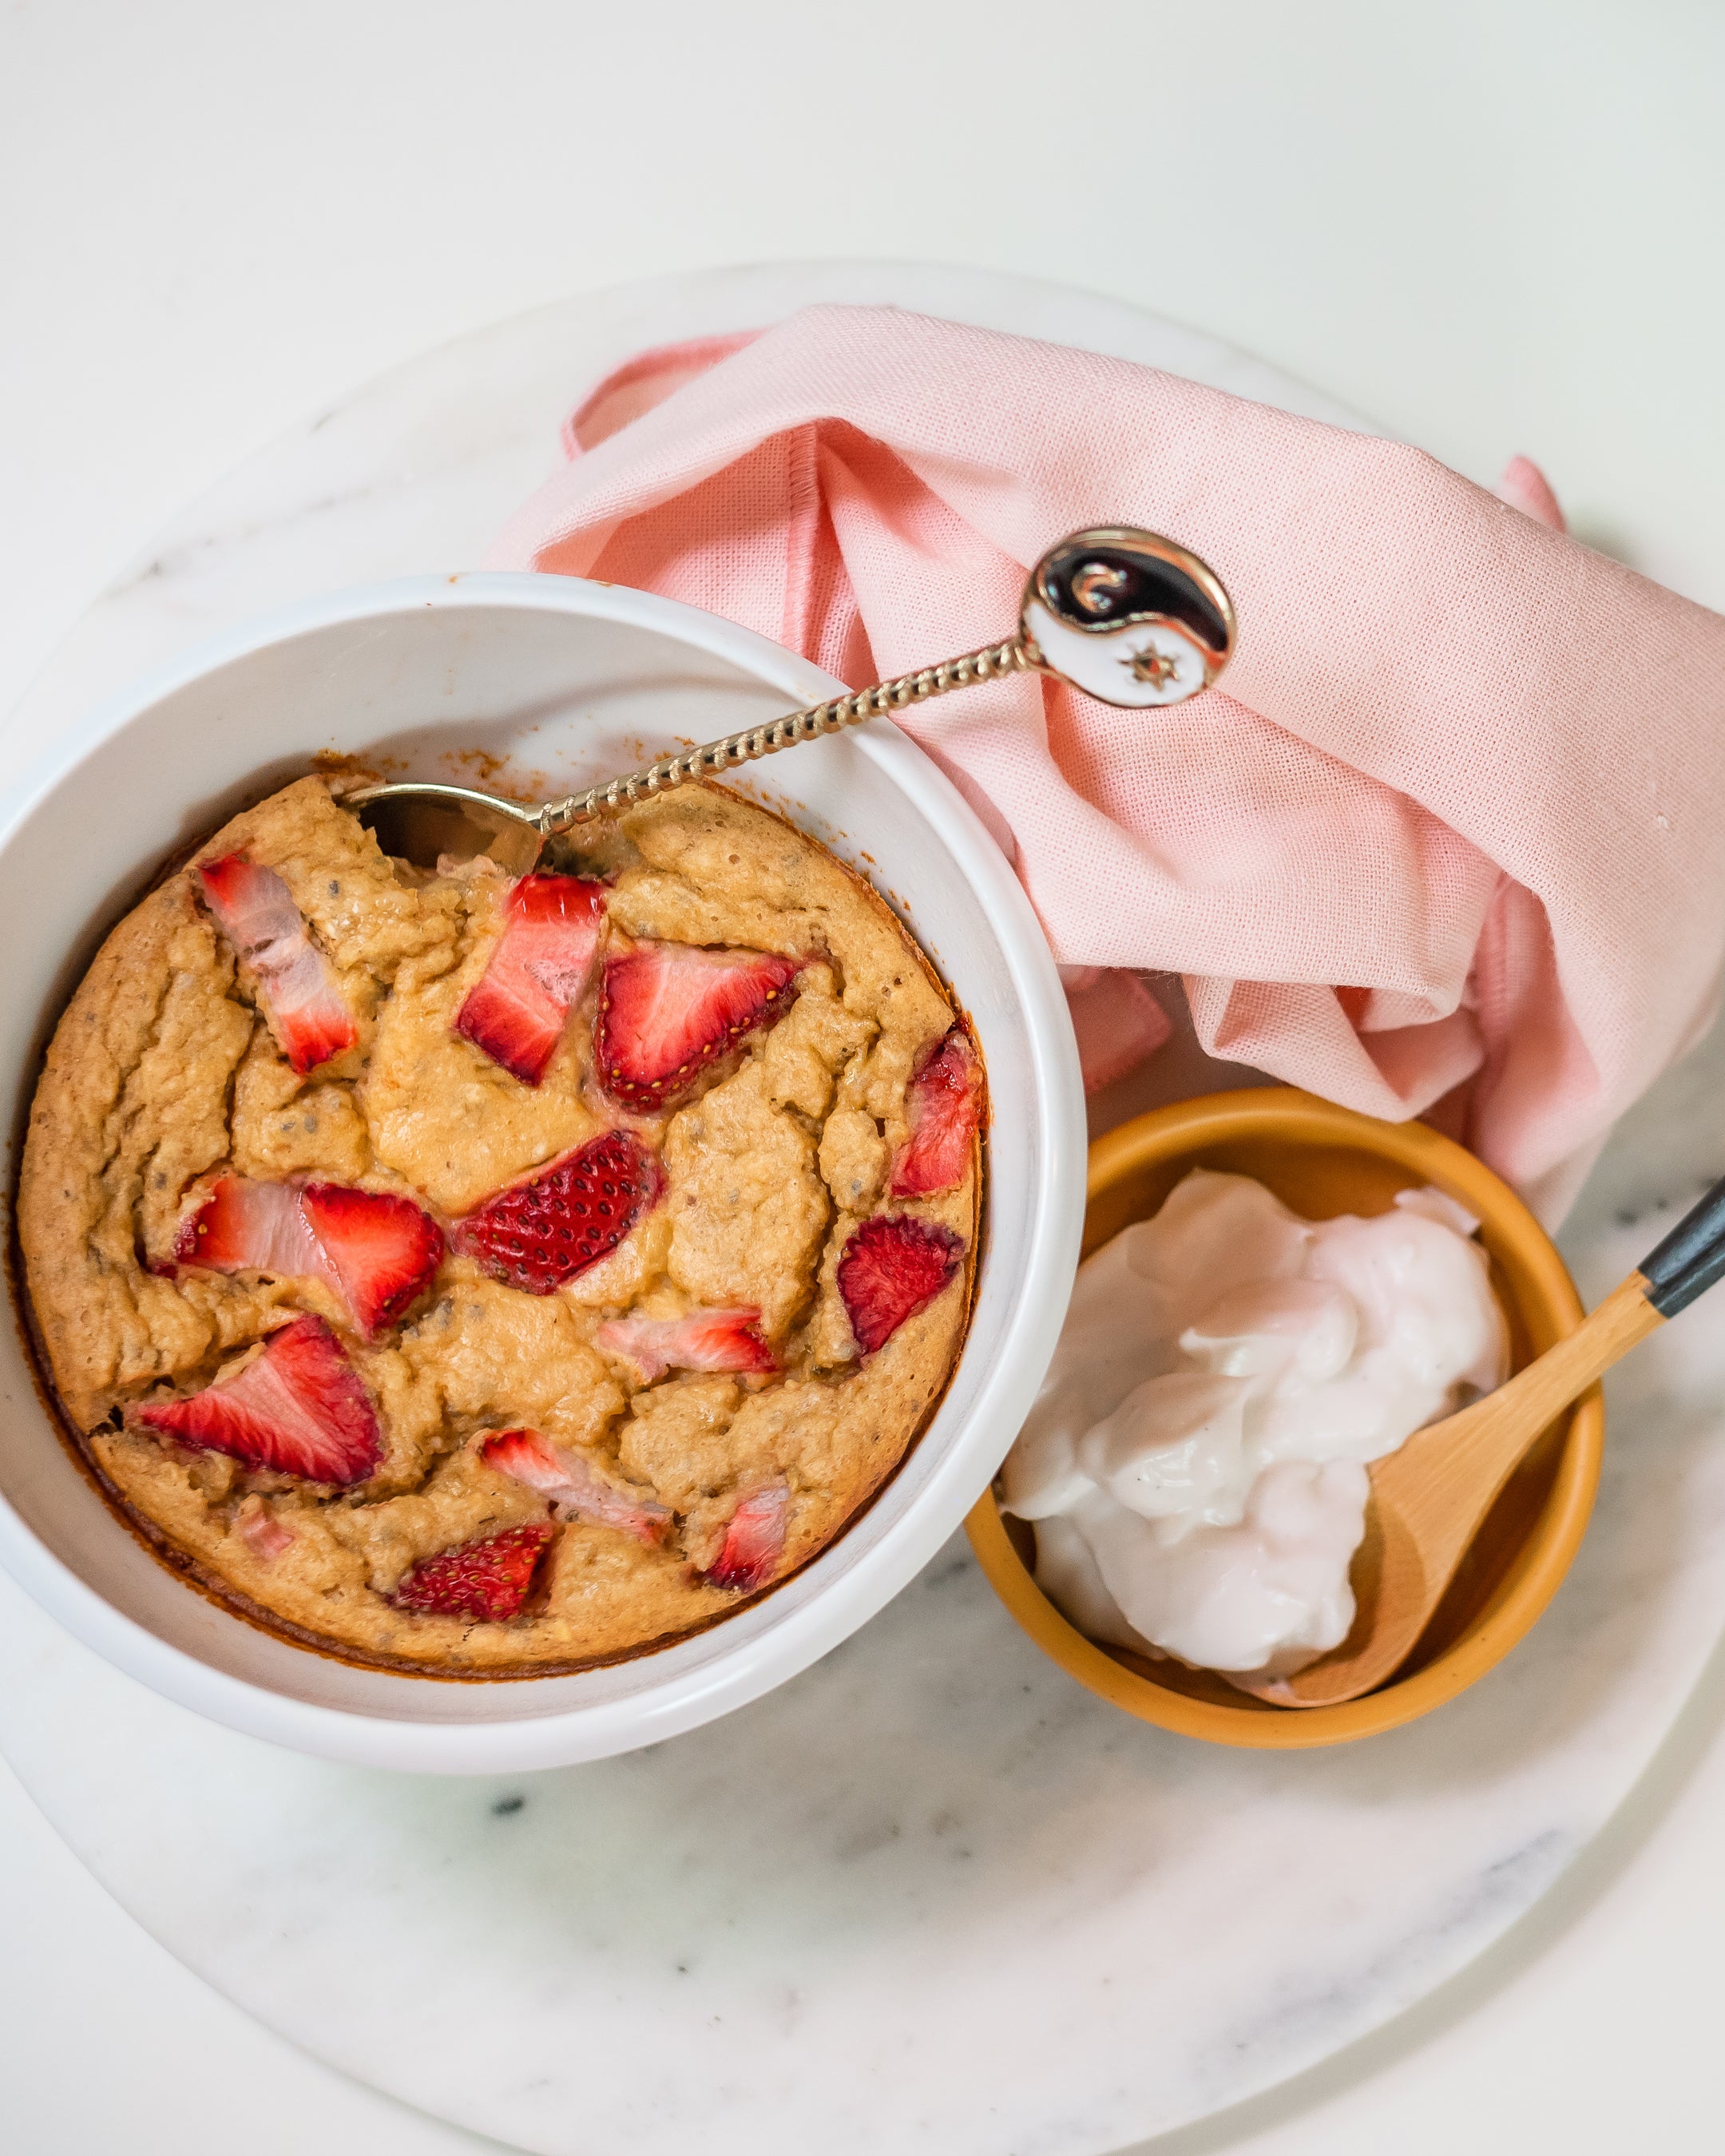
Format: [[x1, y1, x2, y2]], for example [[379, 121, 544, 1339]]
[[1241, 1171, 1725, 1708]]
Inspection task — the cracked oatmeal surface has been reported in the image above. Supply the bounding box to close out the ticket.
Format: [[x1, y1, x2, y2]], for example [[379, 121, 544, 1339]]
[[19, 775, 979, 1669]]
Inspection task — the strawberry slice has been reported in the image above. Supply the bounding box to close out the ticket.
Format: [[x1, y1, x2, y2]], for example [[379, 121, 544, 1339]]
[[482, 1428, 670, 1546], [175, 1176, 335, 1290], [197, 854, 356, 1074], [454, 874, 607, 1085], [595, 1307, 778, 1384], [300, 1183, 445, 1333], [890, 1028, 983, 1197], [391, 1522, 556, 1622], [596, 941, 803, 1108], [174, 1177, 444, 1336], [455, 1129, 664, 1294], [837, 1214, 966, 1354], [706, 1481, 788, 1592], [130, 1314, 382, 1484]]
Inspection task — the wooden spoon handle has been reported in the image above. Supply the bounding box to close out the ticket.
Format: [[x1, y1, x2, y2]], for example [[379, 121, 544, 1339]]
[[1478, 1271, 1662, 1448], [1440, 1165, 1725, 1511], [1256, 1177, 1725, 1710], [1370, 1273, 1663, 1579]]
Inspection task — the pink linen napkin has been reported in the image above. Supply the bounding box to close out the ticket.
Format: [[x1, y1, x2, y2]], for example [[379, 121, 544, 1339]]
[[489, 306, 1725, 1218]]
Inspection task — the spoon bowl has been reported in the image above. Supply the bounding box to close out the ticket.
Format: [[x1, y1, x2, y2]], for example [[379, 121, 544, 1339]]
[[351, 781, 546, 875], [967, 1089, 1602, 1749]]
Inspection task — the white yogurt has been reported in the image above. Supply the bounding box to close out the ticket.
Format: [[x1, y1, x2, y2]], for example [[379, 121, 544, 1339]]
[[1001, 1170, 1507, 1679]]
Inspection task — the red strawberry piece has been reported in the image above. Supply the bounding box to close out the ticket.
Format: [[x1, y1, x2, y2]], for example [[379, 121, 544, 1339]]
[[596, 941, 803, 1108], [175, 1176, 335, 1290], [595, 1306, 778, 1384], [299, 1183, 445, 1333], [705, 1481, 788, 1592], [174, 1177, 443, 1337], [454, 874, 607, 1085], [455, 1129, 664, 1294], [837, 1214, 966, 1355], [482, 1428, 670, 1546], [197, 854, 356, 1074], [129, 1313, 382, 1484], [390, 1522, 556, 1623], [890, 1028, 983, 1198]]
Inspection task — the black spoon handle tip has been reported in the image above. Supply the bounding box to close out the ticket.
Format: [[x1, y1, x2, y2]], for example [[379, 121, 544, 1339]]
[[1639, 1173, 1725, 1318]]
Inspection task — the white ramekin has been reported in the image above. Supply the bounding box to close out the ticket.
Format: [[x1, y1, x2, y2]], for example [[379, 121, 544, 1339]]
[[0, 573, 1085, 1774]]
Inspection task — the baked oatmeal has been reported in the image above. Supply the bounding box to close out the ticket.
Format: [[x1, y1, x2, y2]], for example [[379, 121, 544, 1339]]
[[18, 775, 982, 1671]]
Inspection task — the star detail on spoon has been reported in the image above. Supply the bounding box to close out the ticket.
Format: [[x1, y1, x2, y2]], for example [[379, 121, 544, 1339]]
[[1124, 643, 1182, 689]]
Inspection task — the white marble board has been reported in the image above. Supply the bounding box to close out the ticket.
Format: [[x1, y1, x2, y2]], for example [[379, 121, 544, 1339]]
[[3, 263, 1724, 2156]]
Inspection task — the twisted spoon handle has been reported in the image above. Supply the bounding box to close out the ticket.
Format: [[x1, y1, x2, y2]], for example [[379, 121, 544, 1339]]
[[541, 635, 1037, 832]]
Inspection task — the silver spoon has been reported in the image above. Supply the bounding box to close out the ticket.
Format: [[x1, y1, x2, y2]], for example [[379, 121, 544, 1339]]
[[346, 528, 1236, 873]]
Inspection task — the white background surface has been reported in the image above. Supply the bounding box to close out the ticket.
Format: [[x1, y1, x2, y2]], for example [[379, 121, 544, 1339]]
[[3, 4, 1725, 2152]]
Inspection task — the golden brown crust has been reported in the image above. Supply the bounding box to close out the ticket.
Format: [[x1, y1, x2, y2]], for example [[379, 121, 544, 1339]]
[[19, 875, 280, 1430], [20, 775, 981, 1672]]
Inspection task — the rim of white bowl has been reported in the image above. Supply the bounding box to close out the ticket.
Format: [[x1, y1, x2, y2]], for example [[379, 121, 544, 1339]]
[[0, 569, 1087, 1771]]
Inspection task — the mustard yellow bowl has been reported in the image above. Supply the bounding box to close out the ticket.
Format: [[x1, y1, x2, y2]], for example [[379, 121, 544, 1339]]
[[966, 1087, 1602, 1749]]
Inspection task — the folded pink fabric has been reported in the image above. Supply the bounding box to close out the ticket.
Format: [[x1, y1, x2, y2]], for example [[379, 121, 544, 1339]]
[[490, 305, 1725, 1215]]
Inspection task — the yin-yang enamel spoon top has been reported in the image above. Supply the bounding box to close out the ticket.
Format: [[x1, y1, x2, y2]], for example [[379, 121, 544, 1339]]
[[346, 528, 1235, 870], [1246, 1171, 1725, 1709]]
